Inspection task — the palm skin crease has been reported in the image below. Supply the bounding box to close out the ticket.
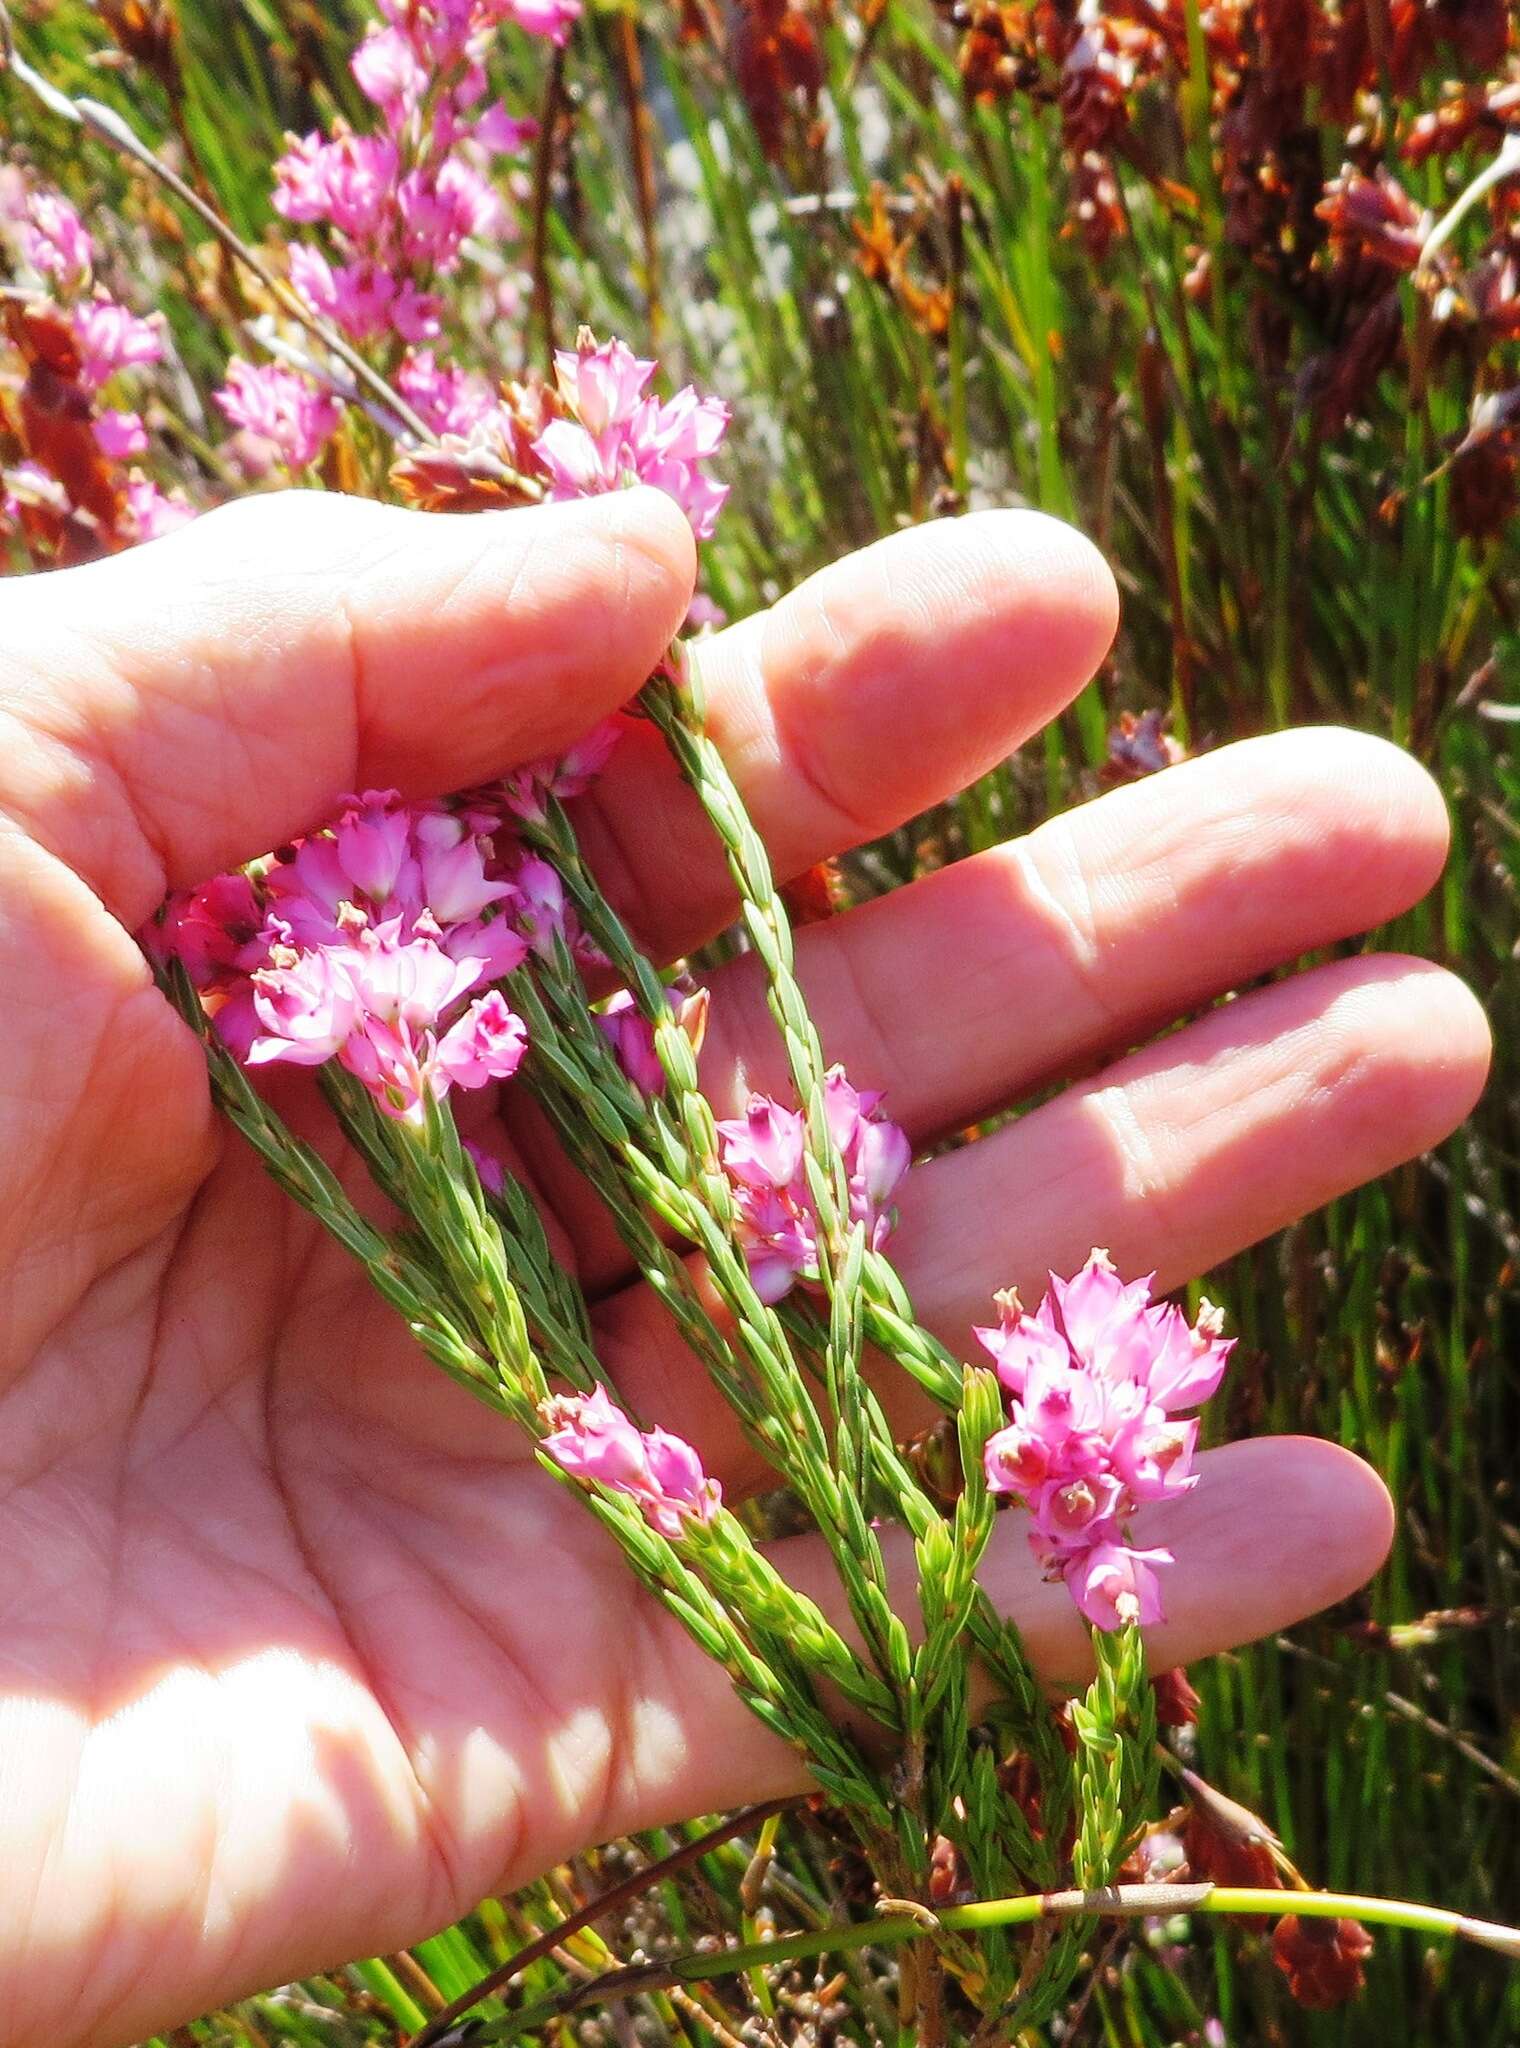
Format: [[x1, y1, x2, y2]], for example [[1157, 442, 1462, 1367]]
[[0, 485, 1488, 2047]]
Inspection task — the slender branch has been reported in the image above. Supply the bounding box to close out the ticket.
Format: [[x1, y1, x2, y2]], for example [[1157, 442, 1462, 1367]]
[[528, 47, 565, 370], [405, 1798, 805, 2048], [450, 1883, 1520, 2042]]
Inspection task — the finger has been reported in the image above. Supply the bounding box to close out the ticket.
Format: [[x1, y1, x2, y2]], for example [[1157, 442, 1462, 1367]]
[[892, 954, 1490, 1346], [573, 510, 1119, 959], [700, 725, 1450, 1141], [533, 1436, 1392, 1852], [595, 955, 1488, 1488], [529, 726, 1448, 1288], [0, 487, 695, 929]]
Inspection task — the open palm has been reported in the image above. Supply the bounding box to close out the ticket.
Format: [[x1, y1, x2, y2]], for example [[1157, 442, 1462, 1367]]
[[0, 488, 1487, 2048]]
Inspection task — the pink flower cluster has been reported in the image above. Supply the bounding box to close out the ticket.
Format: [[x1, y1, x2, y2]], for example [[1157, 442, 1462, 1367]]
[[977, 1251, 1233, 1631], [532, 335, 732, 540], [2, 183, 191, 546], [149, 787, 566, 1121], [716, 1072, 911, 1302], [248, 0, 562, 459], [216, 360, 346, 473], [542, 1385, 721, 1538]]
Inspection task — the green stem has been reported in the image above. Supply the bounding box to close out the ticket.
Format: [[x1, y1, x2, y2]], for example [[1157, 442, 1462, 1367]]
[[466, 1884, 1520, 2042]]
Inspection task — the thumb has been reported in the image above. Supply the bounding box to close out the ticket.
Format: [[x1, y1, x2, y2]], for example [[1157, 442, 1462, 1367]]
[[0, 485, 696, 930], [0, 486, 692, 1368]]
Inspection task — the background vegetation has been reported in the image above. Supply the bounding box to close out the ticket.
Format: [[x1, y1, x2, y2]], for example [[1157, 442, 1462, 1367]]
[[5, 0, 1519, 2036]]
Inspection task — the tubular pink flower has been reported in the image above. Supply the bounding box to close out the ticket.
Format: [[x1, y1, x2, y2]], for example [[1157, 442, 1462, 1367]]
[[413, 809, 514, 925], [543, 1388, 721, 1536], [351, 26, 429, 110], [154, 789, 535, 1119], [125, 478, 194, 542], [484, 0, 581, 42], [597, 990, 666, 1097], [500, 718, 623, 822], [327, 259, 398, 341], [732, 1186, 817, 1303], [72, 296, 164, 392], [822, 1064, 911, 1244], [464, 1138, 507, 1198], [17, 189, 94, 293], [717, 1074, 909, 1301], [554, 337, 656, 433], [396, 350, 497, 438], [717, 1094, 807, 1192], [288, 242, 341, 321], [976, 1251, 1233, 1630], [93, 409, 149, 461], [433, 989, 528, 1088], [248, 946, 363, 1068], [543, 1385, 652, 1490], [640, 1427, 723, 1538], [333, 789, 413, 902], [1065, 1541, 1171, 1630], [215, 360, 343, 472]]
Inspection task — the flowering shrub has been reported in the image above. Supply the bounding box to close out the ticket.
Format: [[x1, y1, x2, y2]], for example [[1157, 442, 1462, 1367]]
[[2, 0, 1516, 2038]]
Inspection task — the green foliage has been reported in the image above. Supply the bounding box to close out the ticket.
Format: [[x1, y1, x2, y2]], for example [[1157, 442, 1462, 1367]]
[[13, 0, 1520, 2035]]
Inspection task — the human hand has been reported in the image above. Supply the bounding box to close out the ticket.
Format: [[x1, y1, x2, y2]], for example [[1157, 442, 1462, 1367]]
[[0, 488, 1487, 2046]]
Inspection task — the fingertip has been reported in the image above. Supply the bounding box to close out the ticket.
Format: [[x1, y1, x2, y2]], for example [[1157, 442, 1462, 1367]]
[[711, 508, 1122, 851], [1276, 1435, 1396, 1594], [589, 483, 701, 628], [1334, 956, 1492, 1147], [1259, 726, 1452, 911], [970, 507, 1121, 674]]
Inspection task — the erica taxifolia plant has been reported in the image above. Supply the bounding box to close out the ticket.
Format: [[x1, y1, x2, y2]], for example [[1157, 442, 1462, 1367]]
[[1, 0, 1517, 2041]]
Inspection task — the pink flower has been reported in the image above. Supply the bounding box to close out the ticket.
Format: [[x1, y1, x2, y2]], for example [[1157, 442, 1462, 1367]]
[[148, 874, 265, 987], [554, 337, 657, 433], [331, 788, 413, 903], [273, 132, 399, 239], [823, 1066, 911, 1246], [434, 989, 528, 1088], [464, 1138, 507, 1198], [17, 190, 93, 294], [717, 1094, 807, 1192], [125, 478, 194, 542], [215, 359, 343, 471], [474, 102, 538, 152], [413, 808, 515, 924], [543, 1387, 721, 1537], [93, 409, 148, 461], [531, 333, 730, 540], [501, 718, 623, 822], [640, 1427, 722, 1538], [248, 946, 363, 1068], [328, 259, 399, 341], [482, 0, 582, 41], [288, 242, 341, 320], [597, 991, 665, 1096], [351, 26, 429, 110], [392, 283, 443, 344], [735, 1187, 817, 1304], [716, 1072, 909, 1301], [72, 296, 163, 392], [1065, 1541, 1171, 1630], [977, 1252, 1233, 1630], [397, 350, 497, 437]]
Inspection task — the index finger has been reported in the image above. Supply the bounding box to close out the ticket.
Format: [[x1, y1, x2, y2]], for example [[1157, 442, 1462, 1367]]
[[0, 486, 696, 928]]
